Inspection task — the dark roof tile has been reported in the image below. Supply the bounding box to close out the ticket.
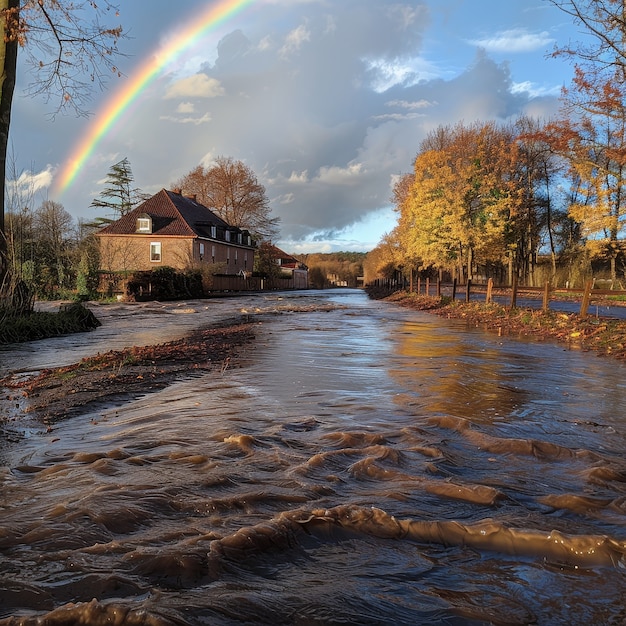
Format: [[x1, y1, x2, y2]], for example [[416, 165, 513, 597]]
[[98, 189, 232, 237]]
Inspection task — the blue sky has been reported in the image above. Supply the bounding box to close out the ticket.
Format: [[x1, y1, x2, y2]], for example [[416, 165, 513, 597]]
[[9, 0, 582, 253]]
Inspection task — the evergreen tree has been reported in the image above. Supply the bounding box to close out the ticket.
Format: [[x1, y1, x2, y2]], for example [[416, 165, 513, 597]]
[[90, 157, 147, 222]]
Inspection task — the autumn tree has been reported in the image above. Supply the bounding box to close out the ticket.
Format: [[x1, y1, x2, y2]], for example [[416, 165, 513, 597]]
[[547, 0, 626, 72], [363, 230, 406, 285], [398, 122, 522, 283], [173, 156, 280, 241], [513, 116, 565, 285], [90, 157, 147, 222], [547, 0, 626, 281], [0, 1, 124, 286]]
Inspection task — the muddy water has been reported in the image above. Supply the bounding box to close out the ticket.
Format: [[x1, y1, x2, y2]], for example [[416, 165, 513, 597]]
[[1, 290, 626, 625]]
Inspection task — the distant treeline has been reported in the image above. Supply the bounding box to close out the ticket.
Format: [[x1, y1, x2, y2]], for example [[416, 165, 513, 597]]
[[297, 252, 366, 288]]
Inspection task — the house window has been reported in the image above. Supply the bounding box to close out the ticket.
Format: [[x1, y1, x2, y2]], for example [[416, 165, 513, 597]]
[[211, 245, 216, 263], [237, 233, 242, 244], [199, 242, 205, 260], [244, 252, 248, 268], [227, 248, 230, 265], [225, 230, 231, 242], [136, 215, 152, 233], [234, 249, 238, 265], [211, 226, 217, 238], [150, 242, 162, 262]]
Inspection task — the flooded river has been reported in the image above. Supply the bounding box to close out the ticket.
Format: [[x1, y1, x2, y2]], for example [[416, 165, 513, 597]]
[[1, 290, 625, 625]]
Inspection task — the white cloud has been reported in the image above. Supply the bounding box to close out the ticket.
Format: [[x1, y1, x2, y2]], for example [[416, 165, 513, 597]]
[[365, 56, 441, 92], [276, 193, 295, 204], [164, 74, 224, 99], [468, 28, 554, 54], [176, 102, 195, 113], [160, 112, 212, 125], [9, 166, 54, 194], [280, 24, 311, 57], [511, 80, 562, 98], [288, 170, 309, 183], [386, 98, 434, 110], [316, 163, 364, 185]]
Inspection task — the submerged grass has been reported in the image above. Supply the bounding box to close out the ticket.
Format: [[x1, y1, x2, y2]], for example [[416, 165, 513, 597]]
[[367, 287, 626, 361]]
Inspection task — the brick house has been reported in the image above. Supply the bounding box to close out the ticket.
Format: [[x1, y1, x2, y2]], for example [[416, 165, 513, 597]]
[[96, 188, 256, 276]]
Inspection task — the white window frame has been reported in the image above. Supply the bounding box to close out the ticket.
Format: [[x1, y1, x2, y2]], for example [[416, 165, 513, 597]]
[[150, 242, 162, 262], [137, 217, 151, 233]]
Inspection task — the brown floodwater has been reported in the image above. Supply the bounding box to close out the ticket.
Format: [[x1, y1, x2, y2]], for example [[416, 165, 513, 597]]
[[0, 290, 625, 625]]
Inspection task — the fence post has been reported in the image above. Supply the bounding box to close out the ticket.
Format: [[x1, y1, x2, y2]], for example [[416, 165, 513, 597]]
[[465, 279, 472, 303], [509, 275, 518, 309], [486, 278, 493, 304], [452, 278, 457, 301], [436, 278, 441, 297], [580, 279, 593, 318], [542, 281, 551, 312]]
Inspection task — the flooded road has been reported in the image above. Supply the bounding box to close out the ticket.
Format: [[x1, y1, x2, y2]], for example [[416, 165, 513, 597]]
[[1, 290, 625, 625]]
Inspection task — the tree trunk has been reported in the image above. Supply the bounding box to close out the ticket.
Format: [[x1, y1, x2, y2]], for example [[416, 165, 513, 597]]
[[0, 0, 19, 281], [610, 254, 617, 283]]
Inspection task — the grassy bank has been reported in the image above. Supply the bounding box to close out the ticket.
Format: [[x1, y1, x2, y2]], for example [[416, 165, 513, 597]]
[[367, 287, 626, 361], [0, 303, 102, 344]]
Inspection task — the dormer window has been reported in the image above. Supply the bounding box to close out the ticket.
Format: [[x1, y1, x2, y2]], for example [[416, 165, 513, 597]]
[[225, 230, 231, 242], [136, 214, 152, 233]]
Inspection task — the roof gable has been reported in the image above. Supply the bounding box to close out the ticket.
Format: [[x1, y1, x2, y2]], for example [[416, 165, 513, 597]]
[[97, 189, 232, 237]]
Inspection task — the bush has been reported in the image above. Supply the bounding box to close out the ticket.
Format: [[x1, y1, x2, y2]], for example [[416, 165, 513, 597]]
[[126, 267, 204, 301], [0, 303, 101, 344]]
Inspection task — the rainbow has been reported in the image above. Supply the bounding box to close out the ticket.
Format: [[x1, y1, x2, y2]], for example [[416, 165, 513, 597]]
[[55, 0, 255, 193]]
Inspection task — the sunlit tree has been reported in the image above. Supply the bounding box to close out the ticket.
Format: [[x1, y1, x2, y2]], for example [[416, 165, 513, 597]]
[[173, 156, 280, 241], [398, 122, 521, 282], [513, 116, 566, 285], [547, 1, 626, 281]]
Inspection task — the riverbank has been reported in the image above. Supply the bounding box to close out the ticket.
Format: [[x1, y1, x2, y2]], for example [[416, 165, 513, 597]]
[[0, 322, 255, 425], [371, 288, 626, 360]]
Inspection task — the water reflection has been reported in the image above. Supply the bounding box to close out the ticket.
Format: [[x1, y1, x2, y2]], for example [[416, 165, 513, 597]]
[[1, 290, 625, 624]]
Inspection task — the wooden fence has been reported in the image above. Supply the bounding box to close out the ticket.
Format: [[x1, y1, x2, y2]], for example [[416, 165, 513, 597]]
[[209, 273, 306, 292], [369, 277, 626, 318]]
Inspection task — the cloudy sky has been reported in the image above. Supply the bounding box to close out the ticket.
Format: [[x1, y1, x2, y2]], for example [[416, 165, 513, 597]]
[[10, 0, 582, 253]]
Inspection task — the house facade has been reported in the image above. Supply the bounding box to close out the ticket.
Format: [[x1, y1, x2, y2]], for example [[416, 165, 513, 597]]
[[96, 188, 256, 275]]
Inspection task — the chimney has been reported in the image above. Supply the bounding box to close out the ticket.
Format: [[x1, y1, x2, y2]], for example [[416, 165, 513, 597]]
[[172, 188, 182, 195]]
